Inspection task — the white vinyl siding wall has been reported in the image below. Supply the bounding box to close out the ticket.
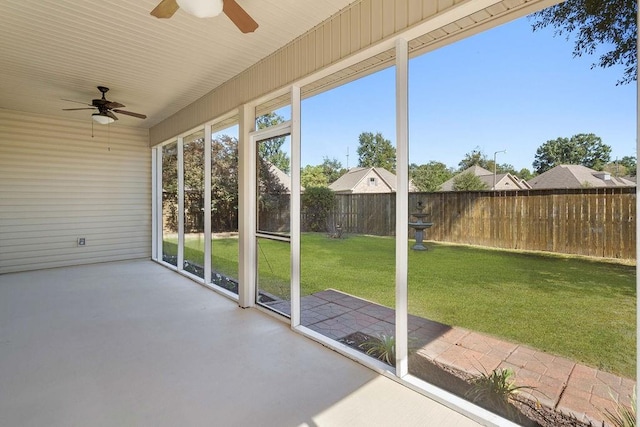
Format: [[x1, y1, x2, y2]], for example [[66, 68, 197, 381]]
[[0, 109, 150, 274]]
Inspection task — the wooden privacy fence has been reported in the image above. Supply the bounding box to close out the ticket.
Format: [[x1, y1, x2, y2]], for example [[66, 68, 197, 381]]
[[327, 188, 636, 260], [173, 188, 635, 259]]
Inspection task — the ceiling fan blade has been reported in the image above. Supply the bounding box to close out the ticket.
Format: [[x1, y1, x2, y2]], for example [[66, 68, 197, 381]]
[[223, 0, 258, 33], [113, 109, 147, 120], [105, 101, 125, 109], [62, 108, 96, 111], [151, 0, 180, 18], [106, 111, 119, 121]]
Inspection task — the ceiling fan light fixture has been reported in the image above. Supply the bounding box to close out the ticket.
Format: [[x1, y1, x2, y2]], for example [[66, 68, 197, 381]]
[[176, 0, 223, 18], [92, 113, 115, 125]]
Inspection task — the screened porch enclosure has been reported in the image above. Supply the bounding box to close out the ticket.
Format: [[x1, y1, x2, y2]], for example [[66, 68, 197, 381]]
[[1, 0, 635, 426], [153, 5, 635, 423]]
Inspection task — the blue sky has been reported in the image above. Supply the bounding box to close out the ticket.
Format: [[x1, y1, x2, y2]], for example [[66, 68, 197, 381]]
[[299, 13, 636, 172]]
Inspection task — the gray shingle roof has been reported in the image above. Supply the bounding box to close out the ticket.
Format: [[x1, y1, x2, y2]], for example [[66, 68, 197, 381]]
[[527, 165, 636, 189], [266, 162, 294, 192], [329, 167, 367, 192], [329, 167, 411, 193], [439, 165, 530, 191]]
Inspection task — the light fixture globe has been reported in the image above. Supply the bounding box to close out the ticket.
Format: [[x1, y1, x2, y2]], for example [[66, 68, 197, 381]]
[[177, 0, 223, 18], [92, 113, 115, 125]]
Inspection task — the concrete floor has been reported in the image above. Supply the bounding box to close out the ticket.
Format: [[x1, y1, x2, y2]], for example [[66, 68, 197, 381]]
[[0, 260, 481, 427]]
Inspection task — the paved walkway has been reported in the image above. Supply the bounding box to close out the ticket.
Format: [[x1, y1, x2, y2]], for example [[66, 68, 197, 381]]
[[267, 289, 635, 426]]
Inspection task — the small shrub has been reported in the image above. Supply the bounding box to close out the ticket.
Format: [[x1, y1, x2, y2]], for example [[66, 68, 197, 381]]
[[465, 368, 532, 416], [452, 172, 489, 191], [604, 391, 636, 427], [359, 333, 396, 366], [302, 187, 335, 232]]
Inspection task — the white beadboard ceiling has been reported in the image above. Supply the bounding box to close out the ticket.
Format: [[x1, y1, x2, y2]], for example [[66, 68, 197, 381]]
[[0, 0, 357, 128]]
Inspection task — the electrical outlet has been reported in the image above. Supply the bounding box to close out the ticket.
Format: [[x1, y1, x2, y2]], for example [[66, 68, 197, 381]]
[[77, 237, 86, 246]]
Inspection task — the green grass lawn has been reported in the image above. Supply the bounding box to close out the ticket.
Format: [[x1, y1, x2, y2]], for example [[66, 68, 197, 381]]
[[164, 233, 636, 378], [164, 236, 239, 279]]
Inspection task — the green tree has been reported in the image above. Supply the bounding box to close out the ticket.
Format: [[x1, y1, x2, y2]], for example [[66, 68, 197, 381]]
[[619, 155, 637, 176], [183, 137, 205, 193], [256, 112, 290, 173], [183, 137, 206, 232], [452, 172, 489, 191], [257, 158, 289, 232], [458, 149, 515, 176], [410, 161, 455, 192], [357, 132, 396, 172], [603, 162, 629, 177], [496, 163, 517, 175], [301, 157, 347, 188], [162, 143, 178, 194], [210, 133, 292, 232], [531, 0, 637, 85], [533, 133, 611, 174], [604, 157, 637, 177], [534, 137, 582, 172], [301, 165, 328, 188], [516, 168, 534, 181], [321, 157, 347, 184], [458, 149, 490, 170], [211, 134, 239, 232], [162, 143, 179, 232]]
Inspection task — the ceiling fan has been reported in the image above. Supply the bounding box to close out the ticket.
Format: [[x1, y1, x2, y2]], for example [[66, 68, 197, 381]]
[[151, 0, 258, 33], [62, 86, 147, 125]]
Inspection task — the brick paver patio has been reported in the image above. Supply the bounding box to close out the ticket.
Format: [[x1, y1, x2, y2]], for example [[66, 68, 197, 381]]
[[265, 289, 636, 426]]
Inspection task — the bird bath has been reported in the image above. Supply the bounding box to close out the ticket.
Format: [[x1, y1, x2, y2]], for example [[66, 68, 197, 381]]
[[409, 201, 432, 251]]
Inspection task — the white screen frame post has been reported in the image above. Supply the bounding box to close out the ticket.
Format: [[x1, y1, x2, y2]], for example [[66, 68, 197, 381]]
[[238, 104, 257, 308], [635, 0, 639, 409], [395, 38, 409, 377], [157, 147, 164, 262], [151, 147, 158, 261], [204, 125, 213, 283], [290, 85, 302, 328], [177, 136, 185, 271]]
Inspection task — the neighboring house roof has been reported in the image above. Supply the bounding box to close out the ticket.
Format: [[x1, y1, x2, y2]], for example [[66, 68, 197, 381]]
[[439, 165, 531, 191], [329, 167, 416, 194], [266, 162, 294, 193], [527, 165, 636, 189], [482, 173, 531, 190]]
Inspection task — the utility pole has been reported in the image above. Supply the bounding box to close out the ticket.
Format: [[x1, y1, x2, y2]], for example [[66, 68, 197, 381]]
[[346, 146, 349, 169], [493, 149, 506, 190]]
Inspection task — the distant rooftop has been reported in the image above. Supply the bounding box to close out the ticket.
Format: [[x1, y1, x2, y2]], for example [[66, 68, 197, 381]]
[[527, 165, 636, 189], [329, 167, 414, 194], [439, 165, 531, 191]]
